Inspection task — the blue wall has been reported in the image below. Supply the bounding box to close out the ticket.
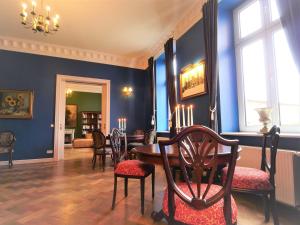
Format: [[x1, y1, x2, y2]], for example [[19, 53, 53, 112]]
[[176, 20, 210, 127], [0, 50, 149, 160]]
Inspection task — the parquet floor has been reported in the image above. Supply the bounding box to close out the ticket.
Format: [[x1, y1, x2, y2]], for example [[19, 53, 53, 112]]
[[0, 148, 299, 225]]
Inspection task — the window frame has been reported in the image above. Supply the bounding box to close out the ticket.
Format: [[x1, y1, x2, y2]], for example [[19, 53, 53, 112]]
[[233, 0, 300, 133]]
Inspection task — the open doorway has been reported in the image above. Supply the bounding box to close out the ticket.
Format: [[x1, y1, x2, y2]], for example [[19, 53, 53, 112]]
[[54, 75, 110, 161]]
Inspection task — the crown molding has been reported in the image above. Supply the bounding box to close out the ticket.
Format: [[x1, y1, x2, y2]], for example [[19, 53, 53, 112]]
[[0, 35, 147, 70], [0, 1, 203, 71], [147, 0, 204, 60]]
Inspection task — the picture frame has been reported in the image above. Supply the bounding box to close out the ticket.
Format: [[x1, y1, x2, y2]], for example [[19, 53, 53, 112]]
[[179, 60, 207, 100], [0, 90, 34, 119], [65, 104, 78, 128]]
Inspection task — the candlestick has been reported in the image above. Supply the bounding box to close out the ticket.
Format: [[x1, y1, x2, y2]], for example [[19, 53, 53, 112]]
[[182, 105, 186, 127], [187, 106, 190, 127], [118, 118, 121, 129], [124, 118, 127, 131], [191, 105, 194, 125]]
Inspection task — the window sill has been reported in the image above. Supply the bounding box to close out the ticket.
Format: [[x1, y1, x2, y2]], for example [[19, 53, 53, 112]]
[[221, 132, 300, 138]]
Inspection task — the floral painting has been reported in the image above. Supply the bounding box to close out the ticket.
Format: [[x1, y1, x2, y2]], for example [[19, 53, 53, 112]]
[[0, 90, 34, 119]]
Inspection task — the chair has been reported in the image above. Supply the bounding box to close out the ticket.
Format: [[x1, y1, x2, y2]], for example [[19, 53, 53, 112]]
[[128, 130, 157, 158], [222, 125, 280, 225], [92, 130, 109, 171], [157, 126, 239, 225], [110, 128, 155, 214], [0, 131, 16, 168]]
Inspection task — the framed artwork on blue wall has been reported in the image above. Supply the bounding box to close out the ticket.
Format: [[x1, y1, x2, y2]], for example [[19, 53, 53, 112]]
[[65, 104, 77, 128], [0, 90, 34, 119], [179, 60, 207, 100]]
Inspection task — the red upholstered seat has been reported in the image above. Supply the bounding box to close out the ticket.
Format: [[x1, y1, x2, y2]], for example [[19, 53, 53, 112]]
[[115, 160, 154, 177], [162, 183, 238, 225], [222, 166, 272, 191]]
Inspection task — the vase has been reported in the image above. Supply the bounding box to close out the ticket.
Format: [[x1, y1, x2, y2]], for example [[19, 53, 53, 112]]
[[255, 107, 272, 134]]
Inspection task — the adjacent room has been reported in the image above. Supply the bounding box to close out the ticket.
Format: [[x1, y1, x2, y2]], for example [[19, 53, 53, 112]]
[[0, 0, 299, 224]]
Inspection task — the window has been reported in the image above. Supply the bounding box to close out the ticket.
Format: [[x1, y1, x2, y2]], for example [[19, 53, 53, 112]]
[[234, 0, 300, 132], [155, 53, 169, 132]]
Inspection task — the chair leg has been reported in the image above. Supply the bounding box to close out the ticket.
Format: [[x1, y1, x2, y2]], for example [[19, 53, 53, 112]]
[[8, 151, 13, 168], [112, 175, 117, 210], [124, 177, 128, 197], [102, 154, 106, 172], [140, 177, 145, 214], [92, 154, 96, 169], [263, 194, 270, 222], [270, 191, 279, 225], [152, 169, 155, 200]]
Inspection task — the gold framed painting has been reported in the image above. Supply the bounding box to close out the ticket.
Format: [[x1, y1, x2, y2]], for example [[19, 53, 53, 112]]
[[179, 60, 207, 100], [65, 104, 77, 128], [0, 90, 34, 119]]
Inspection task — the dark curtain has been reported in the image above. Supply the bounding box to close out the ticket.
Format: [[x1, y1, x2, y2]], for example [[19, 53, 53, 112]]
[[276, 0, 300, 72], [203, 0, 218, 132], [164, 38, 177, 137], [148, 57, 156, 130]]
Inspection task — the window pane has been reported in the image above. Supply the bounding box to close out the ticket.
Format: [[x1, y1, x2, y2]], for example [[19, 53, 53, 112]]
[[241, 39, 268, 125], [274, 29, 300, 126], [270, 0, 280, 21], [155, 53, 168, 131], [239, 0, 262, 38]]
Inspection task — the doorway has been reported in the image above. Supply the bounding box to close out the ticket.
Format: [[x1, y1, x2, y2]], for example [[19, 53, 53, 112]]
[[54, 75, 110, 161]]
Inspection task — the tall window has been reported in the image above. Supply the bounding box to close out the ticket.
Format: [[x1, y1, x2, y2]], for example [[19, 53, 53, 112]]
[[155, 53, 169, 132], [234, 0, 300, 132]]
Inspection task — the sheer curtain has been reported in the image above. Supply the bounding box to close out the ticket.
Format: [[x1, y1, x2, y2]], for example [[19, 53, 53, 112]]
[[164, 38, 177, 137], [203, 0, 219, 132], [276, 0, 300, 72]]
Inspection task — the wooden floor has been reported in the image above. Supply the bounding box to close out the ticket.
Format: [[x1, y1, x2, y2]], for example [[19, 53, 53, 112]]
[[0, 148, 299, 225]]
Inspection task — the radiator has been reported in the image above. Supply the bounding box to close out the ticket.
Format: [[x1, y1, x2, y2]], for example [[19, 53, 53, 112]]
[[237, 146, 300, 208]]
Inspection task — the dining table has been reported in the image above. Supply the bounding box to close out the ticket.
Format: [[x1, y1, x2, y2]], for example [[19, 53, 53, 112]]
[[132, 143, 239, 166]]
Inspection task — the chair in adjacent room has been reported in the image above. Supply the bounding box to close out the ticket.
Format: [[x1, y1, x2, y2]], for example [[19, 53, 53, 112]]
[[92, 130, 109, 171], [222, 125, 280, 225], [110, 128, 155, 214], [156, 126, 239, 225], [0, 131, 16, 168]]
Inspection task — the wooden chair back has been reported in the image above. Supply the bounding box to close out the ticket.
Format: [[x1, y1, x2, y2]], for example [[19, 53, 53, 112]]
[[0, 131, 16, 152], [260, 125, 280, 186], [110, 128, 127, 167], [144, 129, 156, 145], [159, 125, 239, 223], [92, 130, 106, 149]]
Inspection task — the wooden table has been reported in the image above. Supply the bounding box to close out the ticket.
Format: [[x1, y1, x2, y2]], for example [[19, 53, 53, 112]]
[[132, 143, 239, 166]]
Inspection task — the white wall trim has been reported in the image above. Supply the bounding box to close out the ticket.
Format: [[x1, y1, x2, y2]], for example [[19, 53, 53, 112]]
[[0, 158, 54, 166], [0, 1, 205, 69], [54, 75, 111, 161], [0, 35, 147, 70]]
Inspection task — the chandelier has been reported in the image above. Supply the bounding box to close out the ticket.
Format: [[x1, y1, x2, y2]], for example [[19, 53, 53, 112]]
[[20, 0, 60, 34]]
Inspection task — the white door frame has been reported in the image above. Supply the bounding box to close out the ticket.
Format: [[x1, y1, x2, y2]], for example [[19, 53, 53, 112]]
[[54, 74, 111, 161]]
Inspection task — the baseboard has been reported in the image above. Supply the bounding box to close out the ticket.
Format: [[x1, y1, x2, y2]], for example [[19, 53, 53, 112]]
[[0, 158, 55, 166]]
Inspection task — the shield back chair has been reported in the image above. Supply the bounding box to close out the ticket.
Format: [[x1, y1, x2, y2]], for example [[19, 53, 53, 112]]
[[0, 131, 16, 168], [222, 125, 280, 225], [157, 125, 239, 225], [110, 128, 155, 214], [92, 130, 109, 171]]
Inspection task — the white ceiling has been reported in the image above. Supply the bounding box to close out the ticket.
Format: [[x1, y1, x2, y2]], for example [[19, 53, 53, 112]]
[[0, 0, 200, 60]]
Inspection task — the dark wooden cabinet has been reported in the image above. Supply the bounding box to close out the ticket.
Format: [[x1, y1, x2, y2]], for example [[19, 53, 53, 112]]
[[81, 111, 101, 135]]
